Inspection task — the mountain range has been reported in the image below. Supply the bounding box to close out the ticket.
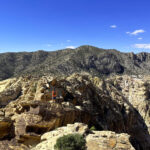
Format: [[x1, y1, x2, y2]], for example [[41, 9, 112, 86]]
[[0, 45, 150, 80]]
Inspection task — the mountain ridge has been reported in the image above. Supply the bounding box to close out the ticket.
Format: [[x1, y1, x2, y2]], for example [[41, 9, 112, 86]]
[[1, 45, 150, 80]]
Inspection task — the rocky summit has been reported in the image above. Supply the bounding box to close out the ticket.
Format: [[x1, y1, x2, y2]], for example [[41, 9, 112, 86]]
[[2, 45, 150, 80], [0, 73, 149, 150]]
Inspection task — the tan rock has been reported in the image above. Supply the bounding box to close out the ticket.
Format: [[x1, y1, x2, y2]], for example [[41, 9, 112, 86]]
[[86, 131, 135, 150], [0, 118, 14, 139], [0, 74, 149, 149], [32, 123, 135, 150]]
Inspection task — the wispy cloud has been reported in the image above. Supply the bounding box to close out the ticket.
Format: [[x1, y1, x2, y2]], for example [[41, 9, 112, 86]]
[[126, 29, 145, 35], [67, 40, 71, 42], [138, 37, 143, 40], [134, 44, 150, 49], [110, 25, 117, 28], [66, 46, 75, 49], [46, 44, 52, 47]]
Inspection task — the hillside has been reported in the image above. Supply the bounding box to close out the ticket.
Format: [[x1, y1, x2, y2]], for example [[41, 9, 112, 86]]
[[1, 45, 150, 80]]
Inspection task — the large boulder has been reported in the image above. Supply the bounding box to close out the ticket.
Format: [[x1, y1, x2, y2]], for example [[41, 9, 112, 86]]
[[86, 131, 135, 150]]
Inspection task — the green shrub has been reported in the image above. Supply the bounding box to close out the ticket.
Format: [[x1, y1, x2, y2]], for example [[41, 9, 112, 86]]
[[90, 126, 96, 131], [54, 134, 86, 150]]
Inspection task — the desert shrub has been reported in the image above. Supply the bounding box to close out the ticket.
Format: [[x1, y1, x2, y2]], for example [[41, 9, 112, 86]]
[[90, 126, 96, 131], [54, 133, 86, 150]]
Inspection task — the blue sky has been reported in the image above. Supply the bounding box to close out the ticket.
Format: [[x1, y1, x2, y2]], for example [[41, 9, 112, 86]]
[[0, 0, 150, 53]]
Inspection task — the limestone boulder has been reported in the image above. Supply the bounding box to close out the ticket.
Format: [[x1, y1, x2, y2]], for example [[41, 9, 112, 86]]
[[86, 131, 135, 150]]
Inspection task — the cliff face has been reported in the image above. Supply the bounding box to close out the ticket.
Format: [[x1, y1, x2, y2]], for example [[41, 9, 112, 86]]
[[0, 73, 149, 150], [2, 45, 150, 80], [107, 75, 150, 134]]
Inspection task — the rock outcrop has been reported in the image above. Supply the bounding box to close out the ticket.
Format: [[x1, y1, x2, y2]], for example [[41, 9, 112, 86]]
[[10, 101, 90, 145], [107, 75, 150, 134], [0, 73, 149, 149], [32, 123, 135, 150], [0, 78, 22, 107]]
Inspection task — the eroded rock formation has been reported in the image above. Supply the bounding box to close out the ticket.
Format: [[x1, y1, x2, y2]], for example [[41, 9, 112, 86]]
[[32, 123, 135, 150], [0, 73, 149, 150]]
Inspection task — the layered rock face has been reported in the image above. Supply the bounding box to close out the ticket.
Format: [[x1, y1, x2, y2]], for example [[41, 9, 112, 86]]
[[107, 75, 150, 134], [0, 73, 149, 150]]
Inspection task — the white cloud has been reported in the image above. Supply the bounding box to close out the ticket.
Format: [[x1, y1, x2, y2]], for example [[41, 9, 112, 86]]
[[110, 25, 117, 28], [134, 44, 150, 49], [126, 32, 130, 34], [126, 29, 145, 35], [66, 46, 75, 49], [67, 40, 71, 42], [46, 44, 52, 47], [138, 37, 143, 40]]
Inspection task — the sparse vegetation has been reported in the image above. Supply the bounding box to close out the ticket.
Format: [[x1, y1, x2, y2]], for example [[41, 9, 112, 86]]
[[54, 134, 86, 150], [90, 126, 96, 131]]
